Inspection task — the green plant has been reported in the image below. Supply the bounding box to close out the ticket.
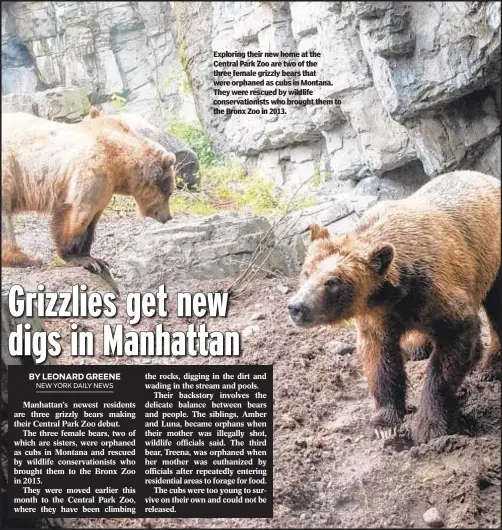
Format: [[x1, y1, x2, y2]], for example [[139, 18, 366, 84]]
[[51, 256, 66, 267], [181, 73, 191, 96], [170, 192, 218, 215], [199, 157, 246, 190], [166, 121, 218, 167], [312, 162, 329, 191], [234, 176, 280, 214], [200, 156, 317, 216], [110, 93, 127, 112]]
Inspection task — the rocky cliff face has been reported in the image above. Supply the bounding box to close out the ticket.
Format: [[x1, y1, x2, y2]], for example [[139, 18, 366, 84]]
[[2, 1, 500, 195], [176, 1, 501, 193], [1, 1, 196, 127]]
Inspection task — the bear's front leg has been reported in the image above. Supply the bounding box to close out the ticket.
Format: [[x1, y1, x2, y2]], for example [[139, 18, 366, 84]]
[[411, 315, 482, 444], [51, 205, 113, 271], [358, 318, 407, 439], [51, 205, 119, 295], [51, 205, 104, 265]]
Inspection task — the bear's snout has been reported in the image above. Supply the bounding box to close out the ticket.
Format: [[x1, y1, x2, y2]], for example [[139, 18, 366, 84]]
[[153, 206, 172, 224], [288, 300, 312, 326], [158, 212, 172, 223]]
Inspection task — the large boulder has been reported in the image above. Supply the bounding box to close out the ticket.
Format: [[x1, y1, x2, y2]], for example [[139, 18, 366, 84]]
[[109, 213, 287, 292], [2, 88, 90, 123], [2, 213, 288, 294], [3, 201, 375, 294]]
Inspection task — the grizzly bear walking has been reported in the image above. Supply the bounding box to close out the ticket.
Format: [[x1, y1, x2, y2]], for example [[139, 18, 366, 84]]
[[288, 170, 500, 444], [1, 110, 176, 274]]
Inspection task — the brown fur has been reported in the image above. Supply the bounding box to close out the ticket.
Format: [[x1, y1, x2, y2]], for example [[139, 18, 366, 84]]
[[400, 330, 433, 360], [1, 109, 177, 268], [290, 171, 501, 444], [309, 223, 330, 242], [400, 323, 498, 365], [83, 111, 201, 190]]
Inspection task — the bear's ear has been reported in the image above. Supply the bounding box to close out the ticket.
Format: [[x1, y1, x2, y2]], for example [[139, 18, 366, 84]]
[[368, 244, 394, 276], [88, 107, 101, 119], [175, 149, 191, 169], [162, 152, 176, 168], [309, 223, 330, 242]]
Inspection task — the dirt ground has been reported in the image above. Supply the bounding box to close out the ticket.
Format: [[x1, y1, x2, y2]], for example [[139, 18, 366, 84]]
[[4, 214, 501, 529]]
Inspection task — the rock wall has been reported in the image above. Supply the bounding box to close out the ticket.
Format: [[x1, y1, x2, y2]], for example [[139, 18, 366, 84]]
[[176, 1, 501, 193], [1, 1, 196, 127], [2, 1, 500, 195]]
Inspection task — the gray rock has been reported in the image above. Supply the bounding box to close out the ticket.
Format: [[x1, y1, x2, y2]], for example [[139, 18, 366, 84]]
[[277, 285, 291, 295], [339, 87, 416, 176], [250, 312, 267, 322], [469, 135, 501, 180], [423, 507, 444, 528], [359, 3, 501, 122], [106, 213, 287, 293], [353, 160, 431, 200], [1, 93, 37, 115], [34, 88, 90, 123], [242, 325, 260, 338], [405, 89, 499, 177], [323, 340, 355, 356], [2, 88, 90, 123]]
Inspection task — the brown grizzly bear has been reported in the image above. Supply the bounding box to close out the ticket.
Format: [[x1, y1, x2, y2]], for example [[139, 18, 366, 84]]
[[1, 109, 176, 273], [83, 110, 200, 190], [288, 170, 501, 444]]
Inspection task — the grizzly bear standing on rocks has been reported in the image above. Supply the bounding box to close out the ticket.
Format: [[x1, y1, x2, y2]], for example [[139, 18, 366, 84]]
[[288, 170, 501, 444], [1, 109, 176, 273]]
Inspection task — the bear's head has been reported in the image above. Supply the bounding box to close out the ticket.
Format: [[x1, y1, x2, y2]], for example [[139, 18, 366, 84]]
[[134, 150, 177, 224], [85, 107, 177, 223], [174, 149, 200, 190], [288, 223, 395, 327]]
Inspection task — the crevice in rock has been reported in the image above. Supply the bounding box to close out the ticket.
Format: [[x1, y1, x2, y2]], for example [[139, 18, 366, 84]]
[[354, 159, 429, 200]]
